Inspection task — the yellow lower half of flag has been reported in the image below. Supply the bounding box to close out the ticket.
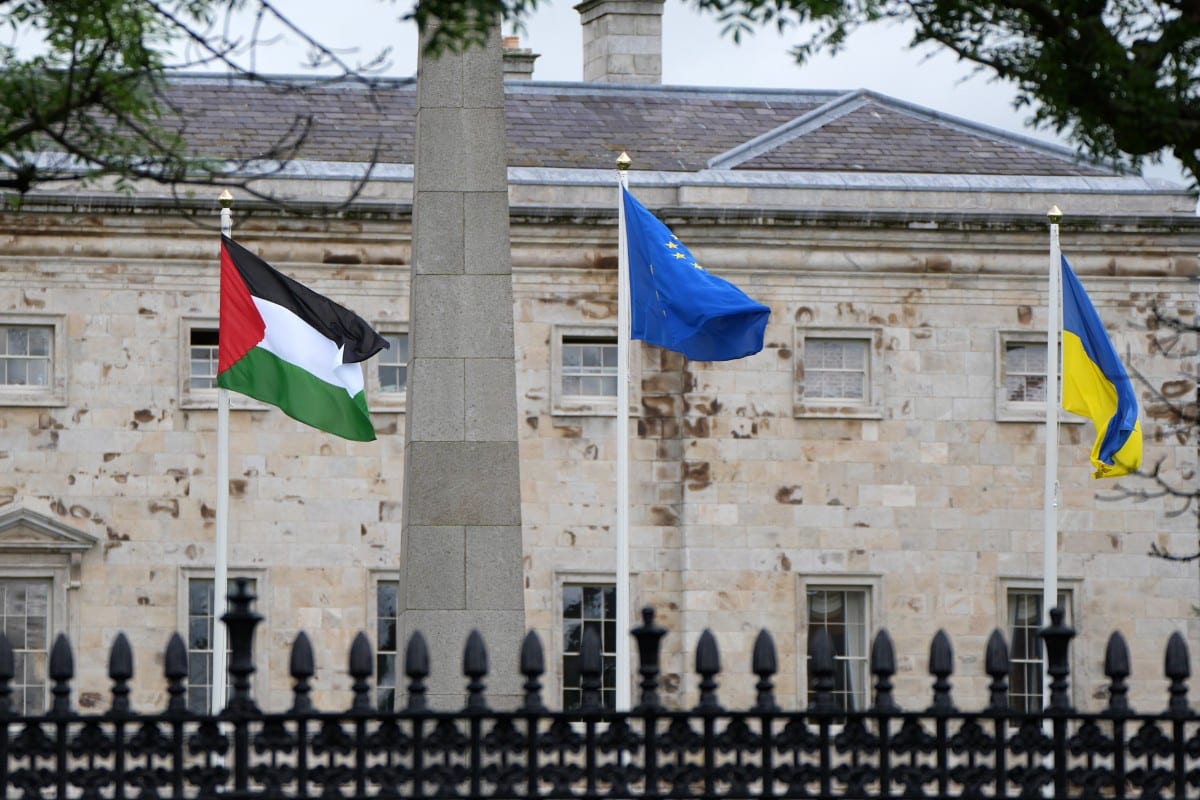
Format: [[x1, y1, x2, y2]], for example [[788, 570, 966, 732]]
[[1061, 332, 1142, 478]]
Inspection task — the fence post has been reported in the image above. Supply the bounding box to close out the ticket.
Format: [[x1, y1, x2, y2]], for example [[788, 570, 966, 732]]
[[222, 578, 262, 795], [1040, 606, 1075, 799]]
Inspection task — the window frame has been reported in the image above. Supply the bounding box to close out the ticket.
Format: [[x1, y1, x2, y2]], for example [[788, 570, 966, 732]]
[[999, 578, 1077, 713], [368, 326, 409, 413], [794, 327, 883, 419], [177, 567, 267, 713], [995, 331, 1085, 423], [178, 317, 269, 410], [0, 509, 97, 713], [554, 571, 622, 712], [797, 574, 881, 712], [0, 314, 67, 407], [369, 571, 401, 711], [551, 325, 637, 416]]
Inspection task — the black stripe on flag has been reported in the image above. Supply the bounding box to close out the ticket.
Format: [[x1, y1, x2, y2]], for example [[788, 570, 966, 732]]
[[221, 236, 388, 364]]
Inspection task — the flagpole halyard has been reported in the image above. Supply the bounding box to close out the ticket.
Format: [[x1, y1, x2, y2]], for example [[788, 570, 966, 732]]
[[214, 190, 234, 715], [615, 153, 632, 711], [1042, 205, 1062, 713]]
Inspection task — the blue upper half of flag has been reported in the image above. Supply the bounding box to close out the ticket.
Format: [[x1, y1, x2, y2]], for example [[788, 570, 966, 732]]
[[622, 187, 770, 361]]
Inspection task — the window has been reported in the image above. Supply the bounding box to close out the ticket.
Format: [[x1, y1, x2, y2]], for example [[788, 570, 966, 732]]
[[179, 318, 267, 410], [1, 326, 51, 388], [805, 587, 869, 711], [805, 339, 867, 401], [189, 328, 220, 391], [1007, 588, 1072, 713], [186, 575, 259, 714], [376, 580, 399, 711], [551, 326, 633, 415], [561, 583, 616, 711], [378, 332, 409, 395], [1003, 340, 1047, 403], [795, 328, 881, 418], [562, 338, 618, 399], [0, 315, 66, 406], [1, 579, 50, 715], [0, 508, 97, 714]]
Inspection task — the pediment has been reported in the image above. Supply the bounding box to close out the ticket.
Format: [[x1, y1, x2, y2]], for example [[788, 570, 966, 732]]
[[0, 509, 98, 552]]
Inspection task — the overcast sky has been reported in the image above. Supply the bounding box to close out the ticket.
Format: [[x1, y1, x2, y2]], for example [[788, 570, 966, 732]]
[[207, 0, 1186, 184]]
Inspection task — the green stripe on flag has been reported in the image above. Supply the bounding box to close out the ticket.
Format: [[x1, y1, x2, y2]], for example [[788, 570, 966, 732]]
[[218, 346, 376, 442]]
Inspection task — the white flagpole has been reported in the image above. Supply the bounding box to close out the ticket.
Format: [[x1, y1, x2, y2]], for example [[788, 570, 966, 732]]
[[1042, 205, 1062, 710], [615, 153, 632, 711], [213, 190, 234, 714]]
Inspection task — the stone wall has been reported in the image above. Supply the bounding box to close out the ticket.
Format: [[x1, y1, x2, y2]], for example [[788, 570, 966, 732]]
[[1, 192, 1197, 714]]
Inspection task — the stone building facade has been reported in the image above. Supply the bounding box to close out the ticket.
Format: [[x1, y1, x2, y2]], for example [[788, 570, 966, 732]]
[[1, 9, 1199, 715]]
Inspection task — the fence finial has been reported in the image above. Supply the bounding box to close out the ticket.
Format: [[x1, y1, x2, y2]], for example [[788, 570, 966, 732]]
[[520, 630, 546, 712], [289, 632, 315, 713], [694, 629, 722, 712], [405, 631, 430, 711], [928, 629, 955, 713], [49, 633, 74, 717], [1164, 631, 1191, 716], [632, 606, 665, 712], [751, 629, 777, 712], [1040, 607, 1075, 713], [1103, 631, 1132, 716], [109, 633, 133, 715], [870, 629, 899, 713], [349, 632, 373, 712], [808, 628, 837, 713], [463, 630, 489, 712], [164, 632, 188, 713], [984, 629, 1010, 713], [223, 578, 262, 714]]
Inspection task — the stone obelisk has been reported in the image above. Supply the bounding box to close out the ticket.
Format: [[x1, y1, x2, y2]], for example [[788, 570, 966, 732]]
[[400, 24, 525, 707]]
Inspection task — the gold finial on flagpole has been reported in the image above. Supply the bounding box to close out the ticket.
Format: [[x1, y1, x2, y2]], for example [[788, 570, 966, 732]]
[[1047, 205, 1062, 224], [616, 152, 632, 171], [219, 189, 234, 209]]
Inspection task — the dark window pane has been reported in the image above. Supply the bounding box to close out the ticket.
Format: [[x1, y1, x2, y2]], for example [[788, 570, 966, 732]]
[[563, 619, 581, 653], [562, 586, 581, 618], [562, 654, 580, 689]]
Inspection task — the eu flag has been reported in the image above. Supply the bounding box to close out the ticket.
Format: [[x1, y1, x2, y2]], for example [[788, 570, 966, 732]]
[[1060, 256, 1142, 478], [622, 187, 770, 361]]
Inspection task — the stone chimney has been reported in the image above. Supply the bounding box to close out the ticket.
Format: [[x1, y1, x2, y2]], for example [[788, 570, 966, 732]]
[[574, 0, 664, 84], [501, 35, 539, 80]]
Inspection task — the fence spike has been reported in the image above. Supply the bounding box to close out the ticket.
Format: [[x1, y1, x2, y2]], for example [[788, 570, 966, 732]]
[[0, 632, 11, 715], [870, 629, 899, 713], [109, 633, 133, 715], [984, 629, 1010, 713], [1164, 631, 1191, 716], [405, 631, 430, 711], [49, 633, 74, 716], [695, 629, 722, 712], [752, 629, 778, 712], [520, 630, 546, 713], [579, 625, 603, 711], [1040, 607, 1075, 713], [348, 632, 373, 712], [223, 578, 262, 714], [808, 627, 837, 713], [463, 629, 489, 712], [1102, 631, 1132, 716], [289, 631, 315, 713], [631, 606, 666, 712], [927, 629, 955, 713], [164, 632, 188, 713]]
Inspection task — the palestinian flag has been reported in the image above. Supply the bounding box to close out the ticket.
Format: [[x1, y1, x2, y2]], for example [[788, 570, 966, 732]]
[[218, 236, 388, 441]]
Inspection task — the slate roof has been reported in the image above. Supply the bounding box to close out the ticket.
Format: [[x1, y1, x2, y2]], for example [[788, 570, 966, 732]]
[[162, 75, 1112, 177]]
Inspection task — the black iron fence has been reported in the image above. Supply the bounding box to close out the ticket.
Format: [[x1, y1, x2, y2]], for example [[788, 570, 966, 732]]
[[2, 579, 1199, 798]]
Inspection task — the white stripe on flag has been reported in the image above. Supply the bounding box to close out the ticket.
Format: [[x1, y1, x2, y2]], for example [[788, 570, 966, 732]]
[[252, 297, 365, 396]]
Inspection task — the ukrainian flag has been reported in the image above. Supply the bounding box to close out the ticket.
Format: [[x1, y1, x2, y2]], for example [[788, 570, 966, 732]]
[[1060, 256, 1142, 478]]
